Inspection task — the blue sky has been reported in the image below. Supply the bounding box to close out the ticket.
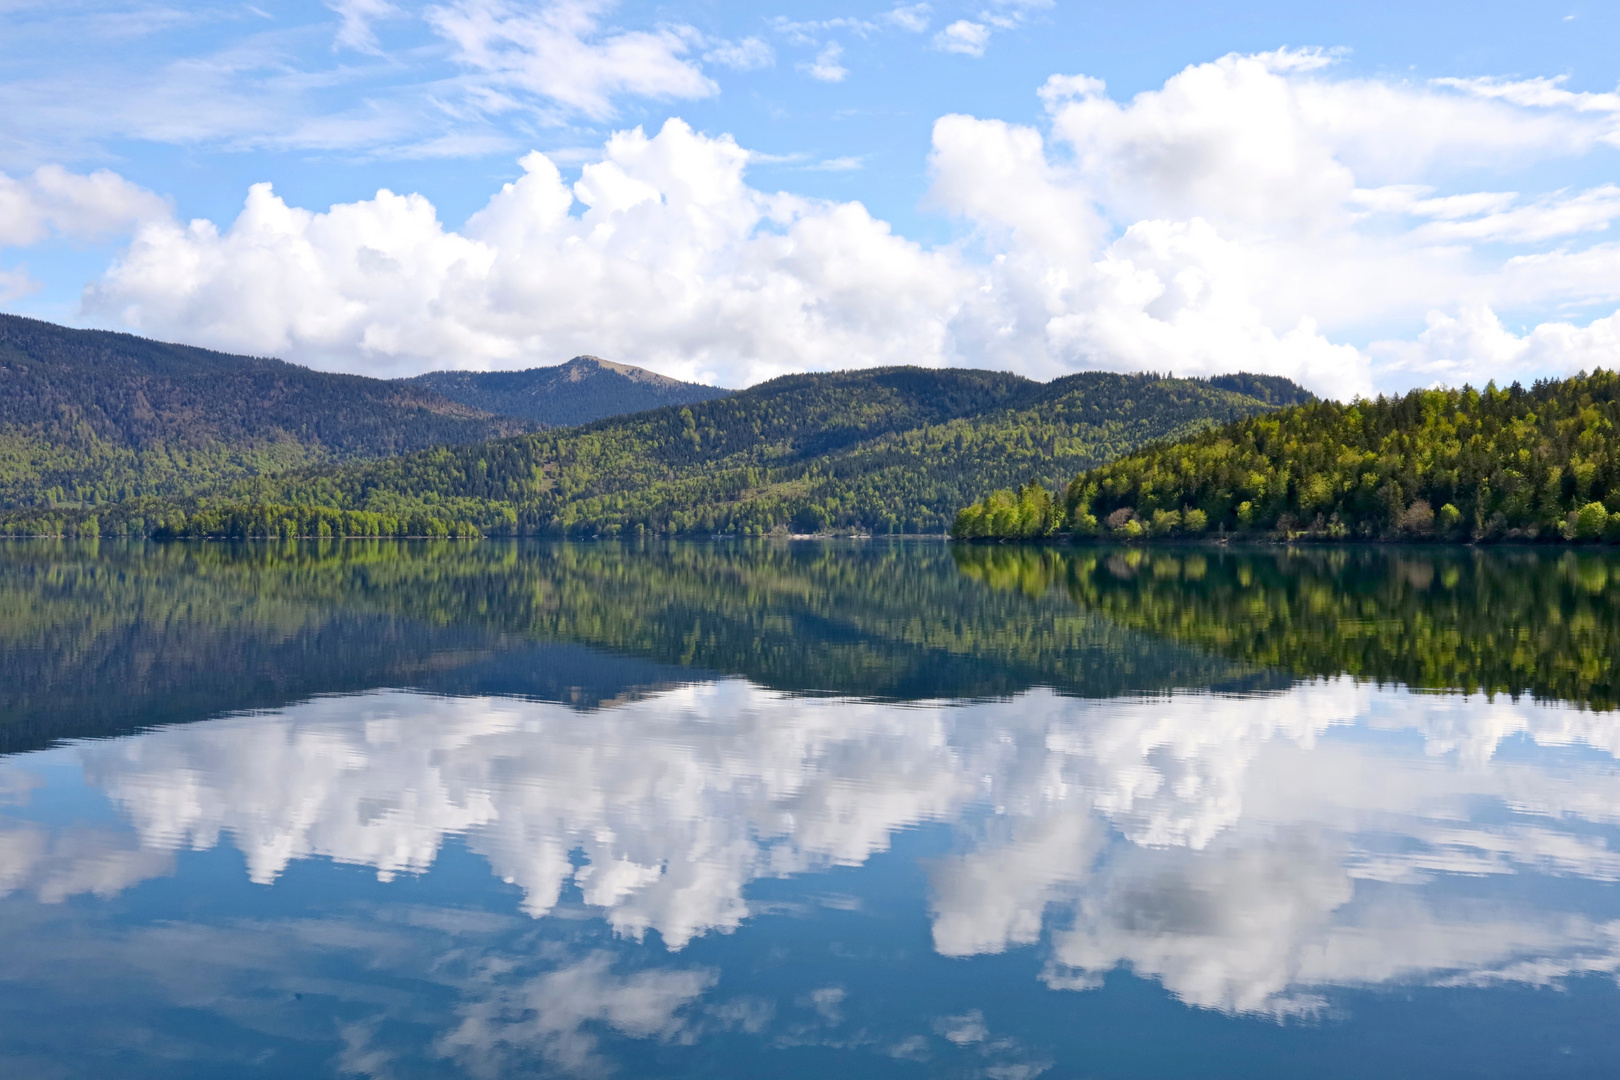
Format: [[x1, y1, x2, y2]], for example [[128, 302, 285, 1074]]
[[3, 1, 1619, 395]]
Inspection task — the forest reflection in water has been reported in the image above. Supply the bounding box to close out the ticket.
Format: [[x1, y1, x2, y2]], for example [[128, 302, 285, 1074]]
[[2, 539, 1620, 1078]]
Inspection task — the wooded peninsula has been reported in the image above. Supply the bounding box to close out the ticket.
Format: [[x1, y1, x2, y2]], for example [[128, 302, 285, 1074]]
[[954, 370, 1620, 544]]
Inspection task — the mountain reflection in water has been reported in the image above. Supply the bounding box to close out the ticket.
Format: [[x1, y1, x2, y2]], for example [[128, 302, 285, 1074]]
[[2, 539, 1619, 1078]]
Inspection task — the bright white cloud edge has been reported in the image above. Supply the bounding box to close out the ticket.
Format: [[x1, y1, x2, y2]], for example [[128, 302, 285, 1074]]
[[27, 49, 1620, 396]]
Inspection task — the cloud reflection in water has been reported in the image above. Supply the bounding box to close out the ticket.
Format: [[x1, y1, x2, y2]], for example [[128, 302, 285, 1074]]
[[0, 678, 1598, 1023]]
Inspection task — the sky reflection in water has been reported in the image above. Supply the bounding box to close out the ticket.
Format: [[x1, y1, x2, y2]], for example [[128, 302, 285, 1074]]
[[3, 541, 1620, 1078]]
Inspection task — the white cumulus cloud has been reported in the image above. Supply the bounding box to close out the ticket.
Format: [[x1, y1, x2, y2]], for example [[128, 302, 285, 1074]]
[[86, 118, 968, 385], [925, 50, 1620, 393], [802, 42, 848, 83], [0, 165, 169, 247], [933, 20, 990, 56], [75, 51, 1620, 396], [1374, 305, 1620, 387]]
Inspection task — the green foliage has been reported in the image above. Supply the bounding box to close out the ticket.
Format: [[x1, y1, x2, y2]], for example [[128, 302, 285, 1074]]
[[1577, 501, 1610, 539], [10, 367, 1305, 539], [952, 483, 1058, 539], [954, 544, 1620, 709], [961, 369, 1620, 543], [0, 314, 533, 510]]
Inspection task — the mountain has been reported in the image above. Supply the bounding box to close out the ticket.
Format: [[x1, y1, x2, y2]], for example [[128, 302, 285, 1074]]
[[404, 356, 731, 427], [18, 366, 1314, 538], [0, 314, 536, 510], [955, 370, 1620, 543]]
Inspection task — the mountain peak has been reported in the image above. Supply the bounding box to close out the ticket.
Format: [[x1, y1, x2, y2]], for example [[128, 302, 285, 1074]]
[[555, 355, 689, 389], [405, 356, 730, 427]]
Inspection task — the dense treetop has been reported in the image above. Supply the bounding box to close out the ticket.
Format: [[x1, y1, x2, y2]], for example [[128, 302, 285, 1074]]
[[0, 314, 535, 510], [954, 371, 1620, 543]]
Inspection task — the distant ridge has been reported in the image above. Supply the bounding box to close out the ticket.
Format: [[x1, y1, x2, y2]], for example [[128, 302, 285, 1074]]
[[405, 356, 731, 428]]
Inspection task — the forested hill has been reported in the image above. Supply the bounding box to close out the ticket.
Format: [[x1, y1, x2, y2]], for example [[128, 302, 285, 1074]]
[[0, 315, 536, 509], [954, 370, 1620, 543], [405, 355, 731, 427], [10, 366, 1312, 538]]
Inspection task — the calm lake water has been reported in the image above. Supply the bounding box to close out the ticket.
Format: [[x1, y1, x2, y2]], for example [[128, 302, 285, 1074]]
[[3, 539, 1620, 1078]]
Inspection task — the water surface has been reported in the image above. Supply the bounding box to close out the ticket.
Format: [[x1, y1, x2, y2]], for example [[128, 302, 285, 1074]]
[[3, 540, 1619, 1078]]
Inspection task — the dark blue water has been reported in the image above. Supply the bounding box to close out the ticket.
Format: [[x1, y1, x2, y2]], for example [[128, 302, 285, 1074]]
[[3, 540, 1619, 1078]]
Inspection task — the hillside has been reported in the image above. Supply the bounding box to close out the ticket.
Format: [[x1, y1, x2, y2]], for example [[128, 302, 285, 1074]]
[[6, 367, 1311, 538], [405, 355, 731, 427], [0, 314, 536, 509], [953, 370, 1620, 542]]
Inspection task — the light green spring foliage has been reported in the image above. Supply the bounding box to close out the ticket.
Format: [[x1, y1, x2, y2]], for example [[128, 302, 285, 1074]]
[[949, 483, 1057, 539], [955, 370, 1620, 544]]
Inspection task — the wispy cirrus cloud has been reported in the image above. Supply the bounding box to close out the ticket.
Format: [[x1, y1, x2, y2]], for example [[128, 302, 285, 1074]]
[[326, 0, 403, 54], [771, 4, 932, 84], [704, 36, 774, 71], [0, 1, 776, 166], [808, 155, 863, 171], [800, 42, 848, 83], [932, 0, 1050, 58], [426, 0, 717, 121]]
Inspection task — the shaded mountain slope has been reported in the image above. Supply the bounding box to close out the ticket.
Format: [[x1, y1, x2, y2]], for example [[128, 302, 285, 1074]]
[[406, 355, 731, 427], [0, 314, 536, 509], [25, 366, 1314, 537]]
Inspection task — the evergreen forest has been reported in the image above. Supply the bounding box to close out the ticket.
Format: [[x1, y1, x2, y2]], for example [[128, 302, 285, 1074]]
[[0, 365, 1305, 538], [0, 314, 534, 510]]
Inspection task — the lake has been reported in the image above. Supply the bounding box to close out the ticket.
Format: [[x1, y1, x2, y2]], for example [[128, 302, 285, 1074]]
[[2, 539, 1619, 1078]]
